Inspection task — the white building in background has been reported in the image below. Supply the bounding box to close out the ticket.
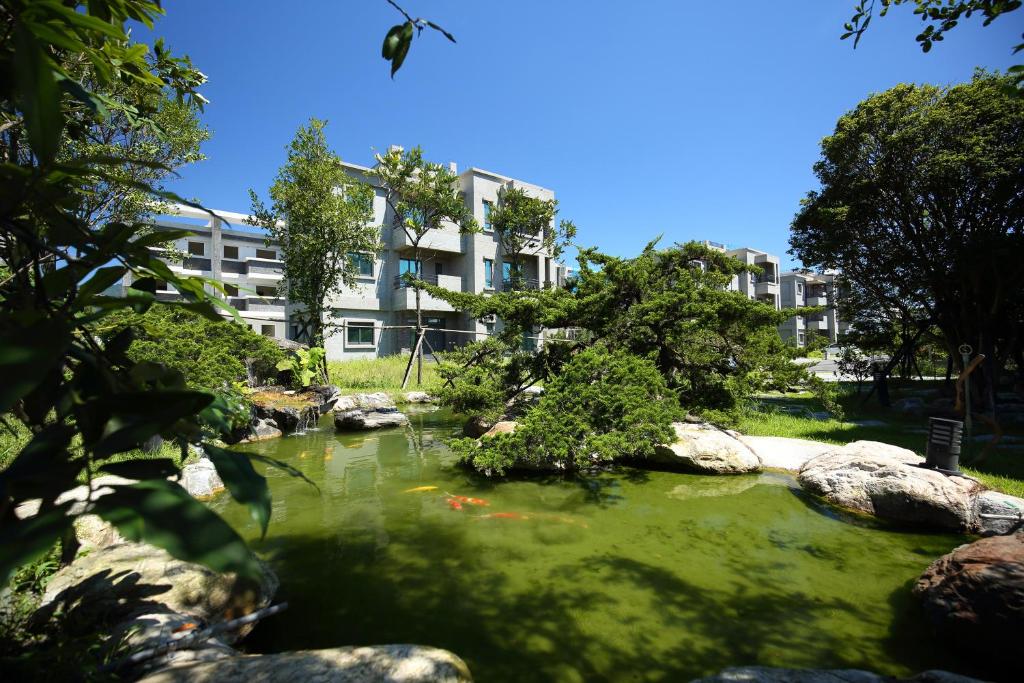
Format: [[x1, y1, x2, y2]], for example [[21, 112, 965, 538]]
[[129, 150, 569, 361], [698, 240, 846, 348], [699, 241, 782, 310], [778, 271, 848, 347]]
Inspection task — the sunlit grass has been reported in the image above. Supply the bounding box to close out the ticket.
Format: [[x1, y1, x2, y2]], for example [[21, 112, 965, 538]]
[[327, 354, 444, 398], [738, 385, 1024, 498]]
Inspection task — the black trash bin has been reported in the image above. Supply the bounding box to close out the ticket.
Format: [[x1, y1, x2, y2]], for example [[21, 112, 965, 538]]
[[925, 417, 963, 473]]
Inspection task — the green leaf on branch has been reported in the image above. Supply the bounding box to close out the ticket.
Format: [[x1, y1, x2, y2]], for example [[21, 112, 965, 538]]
[[100, 458, 180, 480], [0, 503, 75, 587], [0, 320, 70, 414], [13, 22, 62, 164], [92, 480, 262, 580]]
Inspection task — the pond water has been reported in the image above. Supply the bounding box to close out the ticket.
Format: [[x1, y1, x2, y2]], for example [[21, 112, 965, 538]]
[[213, 408, 985, 682]]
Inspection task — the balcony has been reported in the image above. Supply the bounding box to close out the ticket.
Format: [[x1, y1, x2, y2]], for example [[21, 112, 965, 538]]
[[245, 257, 284, 283], [391, 229, 464, 254], [244, 296, 286, 314], [754, 280, 778, 297], [806, 295, 828, 307], [806, 318, 828, 332], [497, 277, 541, 291], [392, 273, 462, 312]]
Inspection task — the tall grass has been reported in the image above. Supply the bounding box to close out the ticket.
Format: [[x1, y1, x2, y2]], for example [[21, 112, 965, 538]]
[[327, 354, 443, 396]]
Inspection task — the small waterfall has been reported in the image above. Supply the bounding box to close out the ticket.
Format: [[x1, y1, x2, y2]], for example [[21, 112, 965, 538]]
[[290, 407, 319, 436]]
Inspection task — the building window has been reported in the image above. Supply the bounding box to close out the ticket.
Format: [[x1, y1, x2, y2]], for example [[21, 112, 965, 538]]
[[224, 284, 239, 297], [485, 321, 495, 335], [400, 258, 421, 277], [349, 252, 374, 277], [256, 248, 277, 260], [154, 279, 169, 291], [188, 241, 205, 256], [796, 283, 803, 295], [483, 200, 493, 230], [261, 324, 275, 337], [502, 261, 512, 281], [484, 259, 494, 289], [255, 285, 276, 297], [223, 245, 238, 260], [346, 321, 375, 346]]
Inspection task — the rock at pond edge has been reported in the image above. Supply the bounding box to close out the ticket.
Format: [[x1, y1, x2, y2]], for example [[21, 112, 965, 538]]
[[913, 530, 1024, 664], [137, 644, 473, 683], [649, 422, 762, 475]]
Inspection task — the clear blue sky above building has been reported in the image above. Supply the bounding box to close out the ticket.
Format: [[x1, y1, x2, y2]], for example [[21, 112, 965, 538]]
[[140, 1, 1020, 269]]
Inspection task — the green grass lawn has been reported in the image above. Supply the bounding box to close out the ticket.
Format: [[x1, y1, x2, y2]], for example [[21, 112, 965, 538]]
[[737, 382, 1024, 497], [327, 353, 443, 398]]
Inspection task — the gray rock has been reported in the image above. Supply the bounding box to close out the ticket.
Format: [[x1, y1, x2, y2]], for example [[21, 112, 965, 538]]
[[403, 391, 434, 404], [38, 542, 278, 646], [691, 667, 983, 682], [974, 489, 1024, 535], [914, 531, 1024, 665], [798, 441, 982, 531], [137, 644, 472, 682], [650, 422, 762, 475], [243, 417, 282, 442], [178, 458, 224, 499], [334, 409, 409, 431], [271, 406, 302, 431], [333, 392, 396, 412]]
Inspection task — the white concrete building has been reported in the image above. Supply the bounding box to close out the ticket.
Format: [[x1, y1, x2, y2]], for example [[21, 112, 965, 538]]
[[322, 158, 568, 360], [778, 271, 848, 347], [129, 154, 568, 361], [698, 241, 781, 310]]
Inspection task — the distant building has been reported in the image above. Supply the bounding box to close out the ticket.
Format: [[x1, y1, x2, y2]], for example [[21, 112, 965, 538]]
[[698, 241, 781, 310], [778, 271, 847, 347]]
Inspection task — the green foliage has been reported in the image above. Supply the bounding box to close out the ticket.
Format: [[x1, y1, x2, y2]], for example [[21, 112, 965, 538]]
[[454, 346, 682, 475], [277, 347, 327, 389], [790, 72, 1024, 410], [249, 119, 378, 353], [0, 1, 306, 588], [380, 1, 457, 77], [842, 1, 1022, 91], [488, 185, 576, 285], [107, 306, 284, 391]]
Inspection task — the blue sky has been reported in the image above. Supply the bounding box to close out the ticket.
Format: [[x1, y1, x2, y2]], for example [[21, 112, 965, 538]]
[[140, 1, 1020, 269]]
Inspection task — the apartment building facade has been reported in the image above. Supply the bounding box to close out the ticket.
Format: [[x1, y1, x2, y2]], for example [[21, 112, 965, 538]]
[[127, 153, 567, 361], [778, 271, 848, 347], [699, 241, 782, 310], [324, 156, 568, 360], [699, 241, 847, 348]]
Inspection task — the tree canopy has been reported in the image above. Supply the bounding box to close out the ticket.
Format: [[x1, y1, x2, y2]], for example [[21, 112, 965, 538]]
[[488, 185, 576, 286], [249, 119, 378, 362], [790, 71, 1024, 411]]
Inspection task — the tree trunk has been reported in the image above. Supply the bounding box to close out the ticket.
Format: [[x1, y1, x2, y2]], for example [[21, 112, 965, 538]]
[[413, 243, 423, 385]]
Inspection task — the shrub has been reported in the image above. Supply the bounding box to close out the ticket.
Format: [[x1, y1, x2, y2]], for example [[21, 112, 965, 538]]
[[454, 346, 683, 475], [109, 307, 284, 391]]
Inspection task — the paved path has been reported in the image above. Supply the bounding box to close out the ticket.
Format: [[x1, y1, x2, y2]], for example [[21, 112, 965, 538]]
[[737, 435, 834, 472]]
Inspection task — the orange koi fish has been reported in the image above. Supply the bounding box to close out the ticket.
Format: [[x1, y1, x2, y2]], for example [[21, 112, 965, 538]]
[[446, 493, 489, 507], [404, 485, 438, 493], [446, 498, 463, 511], [298, 451, 308, 459], [172, 622, 198, 634], [483, 511, 527, 520]]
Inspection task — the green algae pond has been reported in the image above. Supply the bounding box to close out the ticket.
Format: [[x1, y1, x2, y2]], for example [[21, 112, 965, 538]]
[[212, 408, 988, 682]]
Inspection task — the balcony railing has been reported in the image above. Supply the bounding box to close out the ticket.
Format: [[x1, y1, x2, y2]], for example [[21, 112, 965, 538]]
[[495, 277, 541, 292]]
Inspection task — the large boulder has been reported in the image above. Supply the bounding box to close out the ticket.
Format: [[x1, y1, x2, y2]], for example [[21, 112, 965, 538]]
[[178, 458, 224, 499], [974, 489, 1024, 535], [333, 392, 396, 412], [403, 391, 434, 404], [240, 417, 283, 443], [913, 531, 1024, 664], [481, 421, 518, 439], [692, 667, 982, 682], [335, 409, 409, 431], [649, 422, 762, 475], [137, 645, 472, 682], [38, 542, 278, 646], [798, 441, 983, 531]]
